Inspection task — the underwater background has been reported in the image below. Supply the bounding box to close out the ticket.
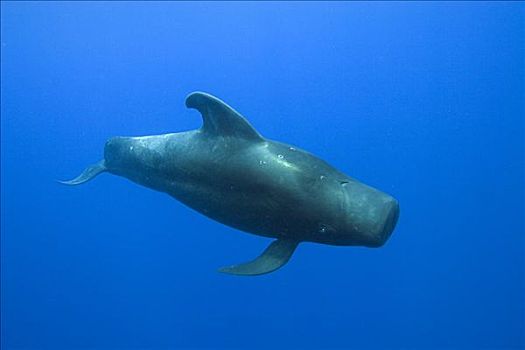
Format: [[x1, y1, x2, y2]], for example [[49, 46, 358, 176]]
[[1, 2, 524, 349]]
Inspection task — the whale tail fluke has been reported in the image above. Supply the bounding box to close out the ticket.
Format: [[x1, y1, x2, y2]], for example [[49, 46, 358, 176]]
[[218, 238, 299, 276], [59, 160, 107, 185]]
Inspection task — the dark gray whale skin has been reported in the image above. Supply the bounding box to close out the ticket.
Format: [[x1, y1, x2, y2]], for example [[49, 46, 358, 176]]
[[63, 92, 399, 275]]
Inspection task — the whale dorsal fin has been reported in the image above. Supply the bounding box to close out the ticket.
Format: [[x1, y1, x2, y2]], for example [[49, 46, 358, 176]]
[[185, 92, 263, 141]]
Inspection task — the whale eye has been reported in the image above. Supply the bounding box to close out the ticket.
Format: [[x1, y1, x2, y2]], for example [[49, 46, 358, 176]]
[[317, 223, 335, 235], [340, 181, 349, 187]]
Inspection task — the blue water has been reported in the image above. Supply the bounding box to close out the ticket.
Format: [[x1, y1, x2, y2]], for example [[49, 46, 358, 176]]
[[1, 2, 524, 349]]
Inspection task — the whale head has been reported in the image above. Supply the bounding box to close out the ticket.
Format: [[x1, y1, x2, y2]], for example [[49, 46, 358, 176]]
[[339, 182, 399, 247], [305, 176, 399, 248]]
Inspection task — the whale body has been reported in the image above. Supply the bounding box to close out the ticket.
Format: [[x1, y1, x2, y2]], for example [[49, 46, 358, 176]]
[[62, 92, 399, 275]]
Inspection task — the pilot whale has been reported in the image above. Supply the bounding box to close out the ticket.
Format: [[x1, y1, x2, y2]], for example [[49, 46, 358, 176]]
[[62, 92, 399, 276]]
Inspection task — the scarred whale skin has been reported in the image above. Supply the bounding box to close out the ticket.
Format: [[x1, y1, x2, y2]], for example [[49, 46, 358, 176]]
[[62, 92, 399, 276]]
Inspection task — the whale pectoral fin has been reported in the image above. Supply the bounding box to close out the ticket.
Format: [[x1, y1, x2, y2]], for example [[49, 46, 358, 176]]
[[218, 239, 299, 276], [58, 160, 106, 185]]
